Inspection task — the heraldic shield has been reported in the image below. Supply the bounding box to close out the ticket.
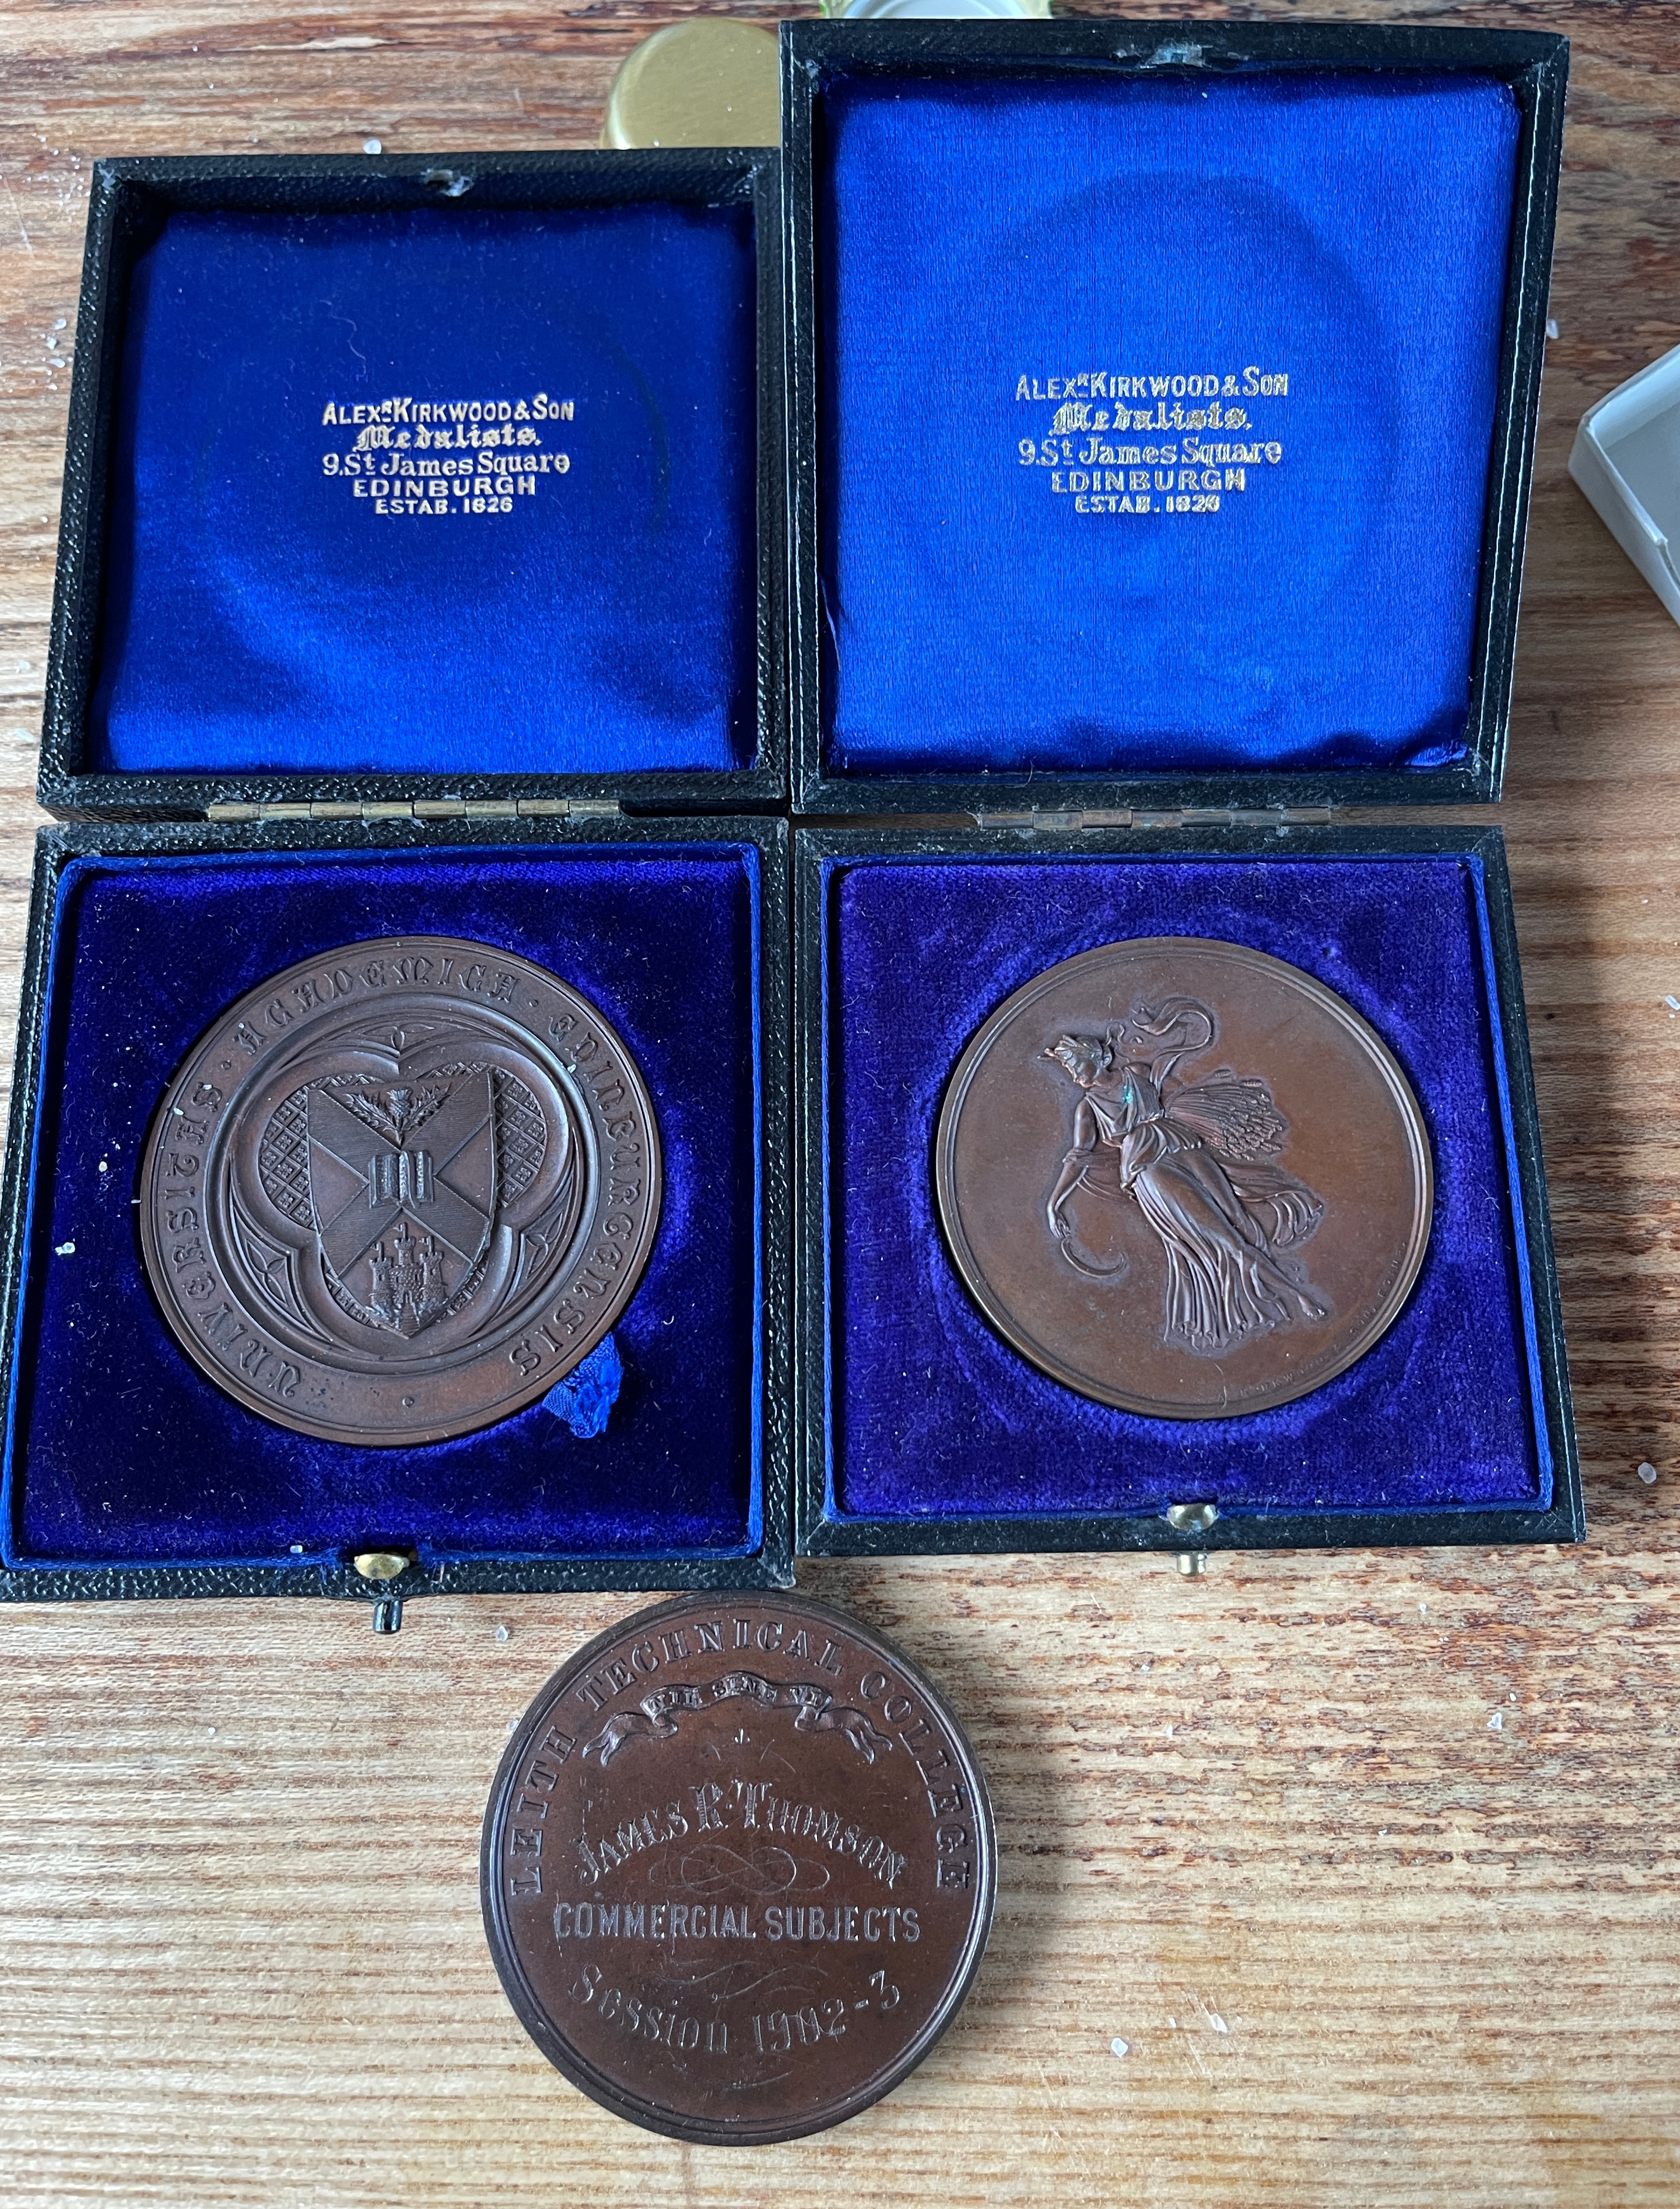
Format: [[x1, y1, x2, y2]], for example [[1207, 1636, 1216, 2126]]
[[301, 1065, 500, 1336], [230, 1021, 585, 1366]]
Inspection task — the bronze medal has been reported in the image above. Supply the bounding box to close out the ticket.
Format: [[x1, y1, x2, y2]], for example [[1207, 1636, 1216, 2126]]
[[935, 937, 1432, 1418], [139, 937, 660, 1446], [482, 1593, 995, 2144]]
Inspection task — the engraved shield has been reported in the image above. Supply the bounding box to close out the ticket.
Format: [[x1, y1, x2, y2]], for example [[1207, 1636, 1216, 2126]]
[[302, 1068, 497, 1337]]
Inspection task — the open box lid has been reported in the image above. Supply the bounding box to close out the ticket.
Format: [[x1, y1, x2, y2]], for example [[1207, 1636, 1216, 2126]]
[[783, 20, 1567, 817], [40, 150, 786, 821]]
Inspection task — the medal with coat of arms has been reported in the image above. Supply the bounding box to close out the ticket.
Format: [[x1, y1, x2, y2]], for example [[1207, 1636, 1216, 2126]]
[[139, 937, 661, 1445]]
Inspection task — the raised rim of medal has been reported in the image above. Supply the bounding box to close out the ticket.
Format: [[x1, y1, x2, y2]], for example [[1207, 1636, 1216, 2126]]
[[480, 1594, 998, 2146], [933, 935, 1435, 1420]]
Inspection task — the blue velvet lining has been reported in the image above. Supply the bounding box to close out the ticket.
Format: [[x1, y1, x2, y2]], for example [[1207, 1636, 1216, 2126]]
[[815, 71, 1519, 775], [92, 204, 759, 775], [5, 844, 763, 1566], [823, 852, 1549, 1520]]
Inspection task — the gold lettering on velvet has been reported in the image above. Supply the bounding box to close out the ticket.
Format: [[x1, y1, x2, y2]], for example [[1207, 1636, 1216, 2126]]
[[1013, 366, 1289, 517], [318, 391, 574, 517]]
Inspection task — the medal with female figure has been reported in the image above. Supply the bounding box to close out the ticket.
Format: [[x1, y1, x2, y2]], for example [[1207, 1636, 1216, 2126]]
[[1041, 995, 1328, 1354], [935, 939, 1432, 1419]]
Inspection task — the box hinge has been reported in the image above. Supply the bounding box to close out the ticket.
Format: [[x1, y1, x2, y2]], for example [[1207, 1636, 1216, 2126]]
[[970, 805, 1334, 833], [205, 797, 624, 825]]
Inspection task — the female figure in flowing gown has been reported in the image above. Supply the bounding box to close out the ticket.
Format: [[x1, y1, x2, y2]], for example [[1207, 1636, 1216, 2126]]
[[1043, 997, 1327, 1357]]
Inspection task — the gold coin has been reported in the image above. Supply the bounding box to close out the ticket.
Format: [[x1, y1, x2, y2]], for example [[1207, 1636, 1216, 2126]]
[[602, 21, 780, 151]]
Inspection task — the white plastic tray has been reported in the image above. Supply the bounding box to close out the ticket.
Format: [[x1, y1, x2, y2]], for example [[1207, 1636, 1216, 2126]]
[[1570, 340, 1680, 626]]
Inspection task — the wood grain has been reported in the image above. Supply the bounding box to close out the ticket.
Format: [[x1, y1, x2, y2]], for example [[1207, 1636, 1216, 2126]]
[[3, 3, 1680, 2201]]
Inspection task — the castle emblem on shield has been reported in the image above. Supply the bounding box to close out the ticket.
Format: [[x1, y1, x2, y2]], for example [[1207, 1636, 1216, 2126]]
[[252, 1054, 555, 1345]]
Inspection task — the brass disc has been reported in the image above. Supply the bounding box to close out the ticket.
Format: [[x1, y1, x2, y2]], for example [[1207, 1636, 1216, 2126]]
[[602, 21, 780, 151]]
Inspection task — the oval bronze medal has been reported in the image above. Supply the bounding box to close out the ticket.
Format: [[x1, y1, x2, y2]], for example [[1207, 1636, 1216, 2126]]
[[482, 1593, 996, 2143]]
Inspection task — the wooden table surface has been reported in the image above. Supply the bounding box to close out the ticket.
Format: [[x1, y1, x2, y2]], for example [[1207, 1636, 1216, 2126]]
[[3, 2, 1680, 2201]]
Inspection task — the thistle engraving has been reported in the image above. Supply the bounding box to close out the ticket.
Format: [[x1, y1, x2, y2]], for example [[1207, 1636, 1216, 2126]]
[[1043, 995, 1328, 1356]]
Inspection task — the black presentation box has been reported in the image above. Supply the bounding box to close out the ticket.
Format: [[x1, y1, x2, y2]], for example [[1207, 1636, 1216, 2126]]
[[0, 814, 792, 1605], [795, 821, 1580, 1563], [783, 19, 1565, 818], [41, 149, 787, 822], [784, 20, 1581, 1561], [7, 146, 796, 1604]]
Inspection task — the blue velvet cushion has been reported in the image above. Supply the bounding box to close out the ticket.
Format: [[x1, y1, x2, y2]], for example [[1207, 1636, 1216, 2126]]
[[5, 844, 763, 1566], [816, 71, 1520, 774], [92, 203, 759, 775], [822, 851, 1547, 1520]]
